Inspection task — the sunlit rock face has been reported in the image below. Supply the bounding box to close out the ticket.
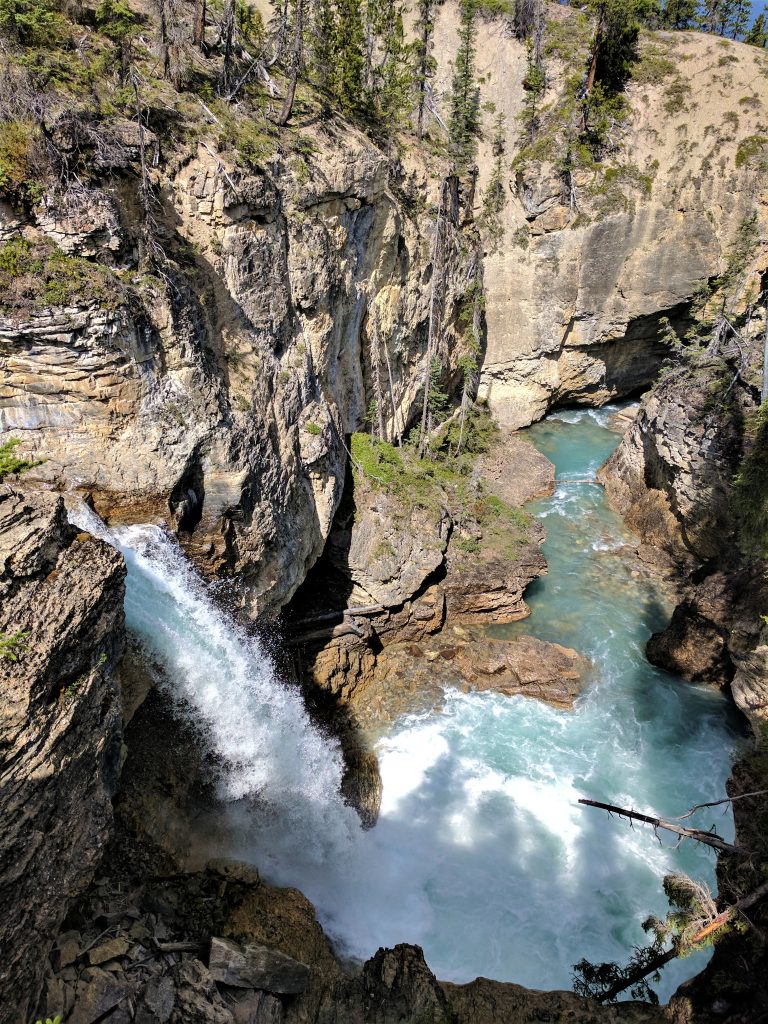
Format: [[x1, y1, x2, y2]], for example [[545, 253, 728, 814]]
[[1, 134, 480, 615]]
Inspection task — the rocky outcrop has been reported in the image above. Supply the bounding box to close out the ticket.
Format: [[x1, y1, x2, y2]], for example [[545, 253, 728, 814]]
[[429, 6, 768, 427], [597, 363, 748, 567], [645, 566, 765, 689], [1, 130, 480, 616], [0, 490, 125, 1023]]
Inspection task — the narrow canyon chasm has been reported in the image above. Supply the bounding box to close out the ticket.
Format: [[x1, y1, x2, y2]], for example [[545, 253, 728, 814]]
[[1, 1, 768, 1023]]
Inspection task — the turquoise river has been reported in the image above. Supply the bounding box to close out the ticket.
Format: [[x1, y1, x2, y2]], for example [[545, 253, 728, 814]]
[[73, 403, 745, 1004]]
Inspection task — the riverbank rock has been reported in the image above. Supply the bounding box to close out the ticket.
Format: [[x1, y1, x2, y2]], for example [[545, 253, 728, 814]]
[[0, 490, 125, 1023], [476, 434, 555, 507], [597, 364, 747, 566], [645, 567, 764, 689], [456, 634, 591, 707]]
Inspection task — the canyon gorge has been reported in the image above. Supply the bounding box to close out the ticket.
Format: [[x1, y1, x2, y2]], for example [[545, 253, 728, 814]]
[[1, 0, 767, 1022]]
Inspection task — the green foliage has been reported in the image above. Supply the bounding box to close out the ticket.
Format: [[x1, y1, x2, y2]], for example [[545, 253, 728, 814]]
[[660, 0, 697, 28], [572, 946, 662, 1004], [745, 11, 767, 47], [0, 438, 39, 480], [0, 237, 123, 313], [304, 421, 322, 435], [521, 38, 546, 142], [733, 402, 768, 560], [0, 121, 46, 206], [438, 405, 499, 456], [474, 0, 512, 15], [368, 0, 414, 128], [34, 1017, 61, 1024], [334, 0, 368, 116], [663, 76, 691, 115], [720, 212, 760, 292], [0, 628, 29, 662], [735, 134, 768, 170], [586, 0, 659, 95], [0, 0, 66, 45], [427, 357, 450, 423], [643, 874, 721, 954], [582, 83, 630, 156], [95, 0, 139, 41], [631, 44, 676, 84], [448, 0, 481, 171]]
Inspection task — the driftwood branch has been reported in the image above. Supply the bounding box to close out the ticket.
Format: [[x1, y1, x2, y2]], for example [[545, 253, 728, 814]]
[[675, 789, 768, 822], [594, 880, 768, 1003], [578, 799, 749, 856]]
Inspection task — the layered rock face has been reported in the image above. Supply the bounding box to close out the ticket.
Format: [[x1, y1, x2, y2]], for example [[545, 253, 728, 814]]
[[428, 6, 768, 426], [1, 134, 480, 615], [0, 491, 125, 1023], [598, 364, 748, 568]]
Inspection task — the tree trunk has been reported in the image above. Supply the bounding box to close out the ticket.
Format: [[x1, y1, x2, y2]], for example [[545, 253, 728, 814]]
[[578, 798, 750, 856], [219, 0, 236, 95], [193, 0, 206, 47], [276, 0, 303, 125], [419, 182, 446, 456], [595, 880, 768, 1003]]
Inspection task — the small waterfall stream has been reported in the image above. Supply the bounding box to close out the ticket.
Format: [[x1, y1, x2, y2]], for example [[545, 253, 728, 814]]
[[72, 405, 744, 1002]]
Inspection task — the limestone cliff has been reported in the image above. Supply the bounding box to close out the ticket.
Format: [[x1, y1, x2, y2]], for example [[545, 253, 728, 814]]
[[428, 7, 768, 426], [1, 133, 480, 615], [0, 491, 125, 1024]]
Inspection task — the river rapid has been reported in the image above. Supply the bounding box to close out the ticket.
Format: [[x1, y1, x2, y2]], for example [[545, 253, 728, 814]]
[[72, 404, 745, 1003]]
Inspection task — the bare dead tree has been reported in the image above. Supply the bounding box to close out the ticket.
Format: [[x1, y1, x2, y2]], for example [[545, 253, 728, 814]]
[[578, 798, 750, 856]]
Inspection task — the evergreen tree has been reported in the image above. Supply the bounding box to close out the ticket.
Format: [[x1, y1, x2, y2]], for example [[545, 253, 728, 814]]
[[310, 0, 336, 97], [699, 0, 750, 35], [745, 9, 768, 45], [584, 0, 659, 98], [448, 0, 481, 172], [413, 0, 436, 138], [660, 0, 696, 28], [372, 1, 413, 127], [335, 0, 368, 115], [521, 37, 545, 140], [479, 111, 507, 251], [277, 0, 304, 124]]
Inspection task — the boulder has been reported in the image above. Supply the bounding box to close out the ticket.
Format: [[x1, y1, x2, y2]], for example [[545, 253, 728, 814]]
[[209, 937, 311, 995]]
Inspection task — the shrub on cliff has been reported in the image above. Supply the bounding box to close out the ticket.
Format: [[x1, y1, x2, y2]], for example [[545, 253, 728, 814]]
[[0, 437, 39, 480], [0, 237, 123, 313]]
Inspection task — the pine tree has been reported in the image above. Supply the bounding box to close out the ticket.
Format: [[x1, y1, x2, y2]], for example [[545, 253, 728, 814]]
[[479, 111, 507, 251], [745, 9, 768, 45], [277, 0, 304, 124], [373, 2, 413, 127], [413, 0, 436, 138], [699, 0, 750, 35], [310, 0, 336, 97], [660, 0, 696, 28], [521, 37, 545, 141], [335, 0, 368, 115], [448, 0, 480, 172]]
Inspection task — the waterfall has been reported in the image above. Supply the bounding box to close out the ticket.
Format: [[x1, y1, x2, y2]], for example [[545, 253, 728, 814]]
[[69, 409, 742, 1003], [70, 506, 363, 864]]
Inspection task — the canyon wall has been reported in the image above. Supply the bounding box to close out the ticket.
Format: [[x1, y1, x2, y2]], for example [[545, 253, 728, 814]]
[[0, 492, 125, 1023], [430, 8, 768, 425]]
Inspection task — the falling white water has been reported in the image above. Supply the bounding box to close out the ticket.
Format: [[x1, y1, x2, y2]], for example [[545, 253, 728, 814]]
[[70, 407, 743, 1002]]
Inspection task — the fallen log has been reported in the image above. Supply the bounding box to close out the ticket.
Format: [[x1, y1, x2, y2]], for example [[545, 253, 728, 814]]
[[594, 880, 768, 1003], [578, 798, 749, 856]]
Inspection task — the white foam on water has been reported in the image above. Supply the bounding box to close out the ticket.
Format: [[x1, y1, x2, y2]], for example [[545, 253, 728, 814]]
[[69, 464, 740, 1003]]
